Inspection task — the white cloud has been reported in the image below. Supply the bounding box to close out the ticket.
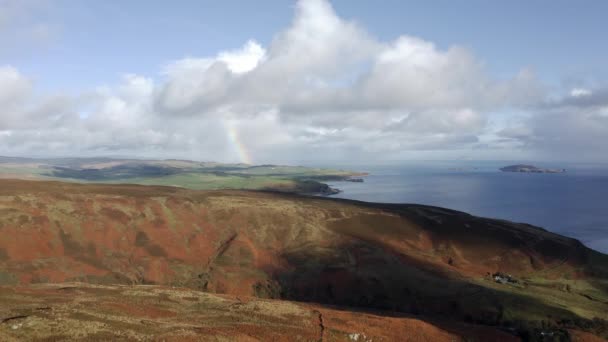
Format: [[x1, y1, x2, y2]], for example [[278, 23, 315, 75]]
[[217, 40, 266, 74], [0, 65, 31, 107], [2, 0, 589, 163], [570, 88, 592, 98], [495, 86, 608, 161], [264, 0, 378, 77]]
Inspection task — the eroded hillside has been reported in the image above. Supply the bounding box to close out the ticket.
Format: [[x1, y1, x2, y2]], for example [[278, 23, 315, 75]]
[[0, 179, 607, 340]]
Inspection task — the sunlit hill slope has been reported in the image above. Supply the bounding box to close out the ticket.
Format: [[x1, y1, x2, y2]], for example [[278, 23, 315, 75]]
[[0, 179, 607, 340]]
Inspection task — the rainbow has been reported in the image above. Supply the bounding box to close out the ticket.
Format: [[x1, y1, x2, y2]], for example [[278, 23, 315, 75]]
[[224, 120, 253, 165]]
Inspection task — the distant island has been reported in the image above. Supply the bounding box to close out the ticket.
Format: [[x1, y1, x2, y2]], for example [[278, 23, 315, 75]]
[[500, 164, 566, 173]]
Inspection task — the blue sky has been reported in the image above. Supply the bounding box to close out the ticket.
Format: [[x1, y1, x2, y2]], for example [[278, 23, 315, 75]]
[[7, 0, 607, 91], [1, 0, 607, 163]]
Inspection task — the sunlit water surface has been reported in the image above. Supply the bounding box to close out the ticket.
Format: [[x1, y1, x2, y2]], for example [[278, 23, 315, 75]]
[[320, 161, 608, 253]]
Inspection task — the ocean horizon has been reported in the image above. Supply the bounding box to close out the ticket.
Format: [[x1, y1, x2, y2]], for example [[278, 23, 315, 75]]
[[319, 161, 608, 254]]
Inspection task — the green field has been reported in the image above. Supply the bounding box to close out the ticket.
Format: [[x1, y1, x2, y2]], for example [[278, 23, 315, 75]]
[[0, 157, 362, 193], [102, 172, 296, 190]]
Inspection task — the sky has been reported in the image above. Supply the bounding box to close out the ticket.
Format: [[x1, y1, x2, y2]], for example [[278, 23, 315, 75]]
[[1, 0, 607, 164]]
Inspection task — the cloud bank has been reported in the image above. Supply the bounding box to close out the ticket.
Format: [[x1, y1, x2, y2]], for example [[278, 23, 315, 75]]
[[0, 0, 603, 163]]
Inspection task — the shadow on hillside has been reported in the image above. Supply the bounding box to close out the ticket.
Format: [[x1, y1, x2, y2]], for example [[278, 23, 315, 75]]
[[269, 189, 608, 257], [258, 237, 607, 340]]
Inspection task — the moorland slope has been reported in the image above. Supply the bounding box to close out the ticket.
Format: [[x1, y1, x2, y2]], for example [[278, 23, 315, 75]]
[[0, 179, 606, 340]]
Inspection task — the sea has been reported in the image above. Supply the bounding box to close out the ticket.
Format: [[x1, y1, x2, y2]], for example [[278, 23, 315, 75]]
[[319, 161, 608, 254]]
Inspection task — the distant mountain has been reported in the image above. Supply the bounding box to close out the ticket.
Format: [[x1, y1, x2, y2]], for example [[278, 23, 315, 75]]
[[500, 164, 566, 173], [0, 179, 606, 340]]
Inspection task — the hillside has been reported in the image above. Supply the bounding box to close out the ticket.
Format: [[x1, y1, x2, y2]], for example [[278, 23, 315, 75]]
[[0, 179, 607, 340], [1, 283, 522, 341]]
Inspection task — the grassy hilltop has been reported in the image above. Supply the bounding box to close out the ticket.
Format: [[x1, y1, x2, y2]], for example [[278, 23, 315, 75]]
[[0, 179, 606, 341]]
